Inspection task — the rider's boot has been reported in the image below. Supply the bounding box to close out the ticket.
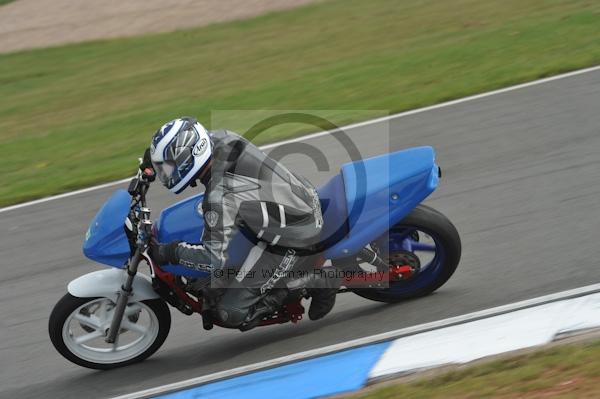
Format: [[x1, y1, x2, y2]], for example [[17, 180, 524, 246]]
[[239, 288, 288, 332], [307, 266, 342, 320]]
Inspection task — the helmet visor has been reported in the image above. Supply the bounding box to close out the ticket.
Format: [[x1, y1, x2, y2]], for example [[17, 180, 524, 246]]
[[152, 160, 177, 187]]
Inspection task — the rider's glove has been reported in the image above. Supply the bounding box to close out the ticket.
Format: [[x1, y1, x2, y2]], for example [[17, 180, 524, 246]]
[[140, 148, 156, 182], [149, 239, 181, 265]]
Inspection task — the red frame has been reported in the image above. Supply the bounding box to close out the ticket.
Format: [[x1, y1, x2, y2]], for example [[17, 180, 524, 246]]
[[145, 255, 307, 327], [144, 254, 402, 327]]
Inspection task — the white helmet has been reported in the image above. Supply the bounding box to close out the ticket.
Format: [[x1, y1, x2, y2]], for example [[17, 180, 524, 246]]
[[149, 117, 212, 194]]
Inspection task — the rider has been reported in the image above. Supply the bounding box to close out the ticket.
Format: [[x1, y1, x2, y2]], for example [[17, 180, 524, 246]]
[[144, 117, 341, 330]]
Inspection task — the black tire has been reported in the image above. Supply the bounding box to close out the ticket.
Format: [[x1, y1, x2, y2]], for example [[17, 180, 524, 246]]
[[352, 205, 461, 303], [48, 293, 171, 370]]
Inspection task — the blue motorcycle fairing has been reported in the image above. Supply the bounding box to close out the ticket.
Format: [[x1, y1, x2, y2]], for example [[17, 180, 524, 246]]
[[323, 146, 439, 258], [83, 189, 132, 268], [154, 194, 209, 277], [155, 194, 204, 244]]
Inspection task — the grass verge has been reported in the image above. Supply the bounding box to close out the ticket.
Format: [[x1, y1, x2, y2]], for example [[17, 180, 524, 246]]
[[1, 0, 599, 206], [351, 337, 600, 399]]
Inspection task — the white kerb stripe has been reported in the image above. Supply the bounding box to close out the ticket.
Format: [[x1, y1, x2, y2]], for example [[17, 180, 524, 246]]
[[256, 201, 269, 239]]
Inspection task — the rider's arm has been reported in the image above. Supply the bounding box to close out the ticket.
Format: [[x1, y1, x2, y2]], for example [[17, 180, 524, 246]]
[[173, 191, 238, 271]]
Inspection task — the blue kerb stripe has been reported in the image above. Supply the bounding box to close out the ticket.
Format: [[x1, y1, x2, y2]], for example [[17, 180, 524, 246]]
[[156, 342, 391, 399]]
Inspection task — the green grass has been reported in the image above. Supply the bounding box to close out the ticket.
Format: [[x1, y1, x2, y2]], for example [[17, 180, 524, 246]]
[[1, 0, 599, 206], [0, 0, 16, 6], [352, 338, 600, 399]]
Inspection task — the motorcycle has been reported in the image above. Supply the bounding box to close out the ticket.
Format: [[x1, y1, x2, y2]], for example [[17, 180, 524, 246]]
[[48, 146, 461, 369]]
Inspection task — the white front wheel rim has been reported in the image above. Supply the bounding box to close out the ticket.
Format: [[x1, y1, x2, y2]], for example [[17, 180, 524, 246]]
[[62, 298, 160, 364]]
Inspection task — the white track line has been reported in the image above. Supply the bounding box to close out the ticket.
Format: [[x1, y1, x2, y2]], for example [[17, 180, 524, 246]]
[[112, 282, 600, 399], [2, 64, 599, 215], [0, 178, 133, 214]]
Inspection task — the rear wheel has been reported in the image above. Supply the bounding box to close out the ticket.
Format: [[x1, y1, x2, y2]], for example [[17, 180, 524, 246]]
[[352, 205, 461, 302], [49, 294, 170, 369]]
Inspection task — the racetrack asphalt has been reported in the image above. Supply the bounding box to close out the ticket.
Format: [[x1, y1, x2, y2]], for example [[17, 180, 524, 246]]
[[2, 69, 600, 398]]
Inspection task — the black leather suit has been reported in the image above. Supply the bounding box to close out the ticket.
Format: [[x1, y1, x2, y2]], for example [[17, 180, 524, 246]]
[[173, 130, 323, 328]]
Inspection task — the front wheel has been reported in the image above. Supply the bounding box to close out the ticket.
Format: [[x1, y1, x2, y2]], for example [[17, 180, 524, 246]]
[[352, 205, 461, 303], [49, 294, 171, 369]]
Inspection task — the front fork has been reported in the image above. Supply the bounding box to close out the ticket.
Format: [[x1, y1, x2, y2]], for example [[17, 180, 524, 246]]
[[105, 250, 141, 343], [106, 214, 152, 343]]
